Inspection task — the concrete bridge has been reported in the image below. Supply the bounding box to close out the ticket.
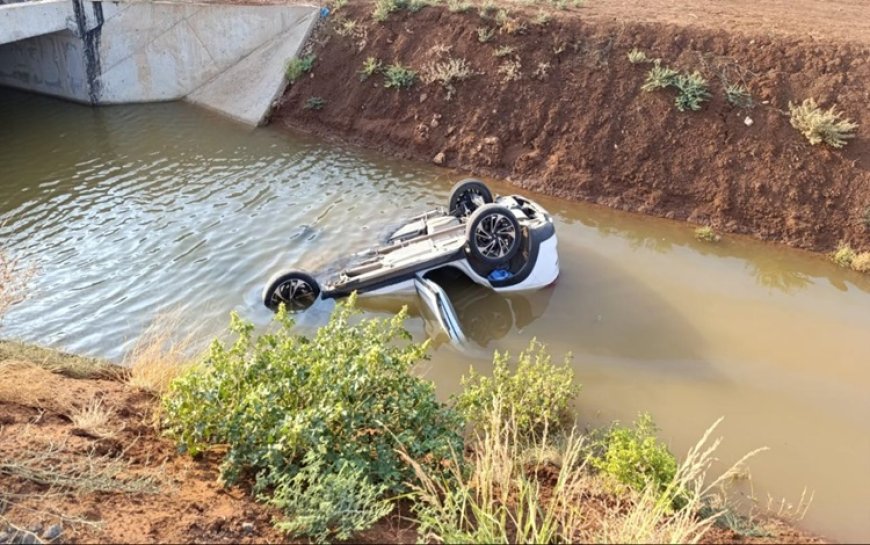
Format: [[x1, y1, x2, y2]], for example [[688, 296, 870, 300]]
[[0, 0, 318, 124]]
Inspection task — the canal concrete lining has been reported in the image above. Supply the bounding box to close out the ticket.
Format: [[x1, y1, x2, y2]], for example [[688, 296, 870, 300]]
[[0, 0, 71, 44], [0, 0, 318, 125]]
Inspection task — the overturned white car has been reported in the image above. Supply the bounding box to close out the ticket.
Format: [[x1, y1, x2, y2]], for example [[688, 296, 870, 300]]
[[262, 179, 559, 342]]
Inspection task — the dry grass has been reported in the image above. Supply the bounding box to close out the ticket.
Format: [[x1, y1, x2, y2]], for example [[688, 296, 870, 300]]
[[497, 58, 522, 83], [124, 314, 198, 397], [831, 242, 857, 268], [422, 57, 477, 99], [789, 98, 858, 149], [0, 439, 159, 497], [69, 397, 116, 439], [0, 340, 122, 380], [851, 252, 870, 273], [406, 398, 769, 544]]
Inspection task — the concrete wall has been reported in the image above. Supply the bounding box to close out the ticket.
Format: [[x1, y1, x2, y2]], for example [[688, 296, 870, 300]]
[[0, 0, 318, 125], [0, 0, 71, 45]]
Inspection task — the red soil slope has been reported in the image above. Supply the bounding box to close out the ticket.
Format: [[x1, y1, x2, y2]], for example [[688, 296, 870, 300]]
[[273, 0, 870, 253]]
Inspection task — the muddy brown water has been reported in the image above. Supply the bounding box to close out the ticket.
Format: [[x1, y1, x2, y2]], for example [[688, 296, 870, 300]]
[[1, 89, 869, 542]]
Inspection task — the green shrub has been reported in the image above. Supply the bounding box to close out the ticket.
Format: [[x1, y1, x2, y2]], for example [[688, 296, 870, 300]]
[[863, 207, 870, 229], [672, 71, 710, 112], [268, 451, 392, 543], [286, 54, 316, 83], [359, 56, 382, 81], [454, 340, 578, 437], [789, 98, 858, 149], [383, 62, 417, 89], [831, 242, 856, 268], [162, 295, 463, 533], [447, 0, 472, 12], [641, 62, 678, 92], [590, 413, 677, 495], [372, 0, 400, 21], [724, 83, 753, 108], [304, 96, 325, 110], [372, 0, 427, 21], [694, 226, 720, 243], [641, 63, 710, 111]]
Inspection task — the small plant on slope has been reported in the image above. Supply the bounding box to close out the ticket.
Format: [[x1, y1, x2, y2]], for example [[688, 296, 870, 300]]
[[359, 56, 382, 81], [641, 62, 678, 92], [627, 48, 648, 64], [831, 242, 856, 268], [789, 98, 858, 149], [383, 62, 417, 89], [694, 226, 721, 243], [455, 340, 578, 438], [286, 54, 315, 83], [372, 0, 400, 21], [422, 57, 476, 100], [476, 26, 495, 43], [672, 71, 711, 112], [851, 252, 870, 273], [725, 83, 753, 108], [304, 96, 326, 110]]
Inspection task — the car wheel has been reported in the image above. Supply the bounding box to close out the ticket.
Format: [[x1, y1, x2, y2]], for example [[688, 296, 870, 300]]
[[466, 204, 522, 265], [448, 179, 493, 217], [262, 270, 321, 311]]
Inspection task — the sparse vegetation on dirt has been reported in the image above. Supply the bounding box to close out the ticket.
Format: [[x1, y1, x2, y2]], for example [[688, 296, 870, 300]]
[[830, 243, 870, 274], [283, 0, 870, 254], [627, 48, 649, 64], [383, 62, 418, 88], [304, 96, 326, 110], [695, 226, 721, 243], [725, 83, 753, 108], [285, 54, 316, 83], [788, 98, 858, 149], [421, 56, 477, 99]]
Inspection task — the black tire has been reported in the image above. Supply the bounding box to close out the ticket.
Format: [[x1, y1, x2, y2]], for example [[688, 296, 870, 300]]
[[448, 179, 493, 217], [262, 270, 321, 311], [466, 204, 521, 265]]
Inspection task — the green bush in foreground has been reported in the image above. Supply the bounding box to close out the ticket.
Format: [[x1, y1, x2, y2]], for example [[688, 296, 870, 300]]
[[455, 340, 579, 438], [269, 451, 392, 543], [590, 413, 678, 496], [162, 296, 463, 539]]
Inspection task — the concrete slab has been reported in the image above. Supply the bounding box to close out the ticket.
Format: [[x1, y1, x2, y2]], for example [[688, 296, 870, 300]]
[[0, 0, 318, 124], [186, 6, 317, 125], [0, 0, 70, 45]]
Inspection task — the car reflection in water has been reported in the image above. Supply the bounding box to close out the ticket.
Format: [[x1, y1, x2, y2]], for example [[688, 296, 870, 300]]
[[354, 267, 554, 351]]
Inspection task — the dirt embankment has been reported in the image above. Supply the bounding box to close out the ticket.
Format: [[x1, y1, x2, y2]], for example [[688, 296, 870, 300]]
[[0, 343, 826, 544], [273, 0, 870, 254]]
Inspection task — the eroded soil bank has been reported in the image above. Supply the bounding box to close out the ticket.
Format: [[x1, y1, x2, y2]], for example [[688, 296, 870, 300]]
[[273, 0, 870, 253]]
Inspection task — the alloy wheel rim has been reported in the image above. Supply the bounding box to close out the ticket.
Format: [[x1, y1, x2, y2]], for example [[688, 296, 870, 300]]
[[474, 213, 516, 259], [272, 278, 316, 310]]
